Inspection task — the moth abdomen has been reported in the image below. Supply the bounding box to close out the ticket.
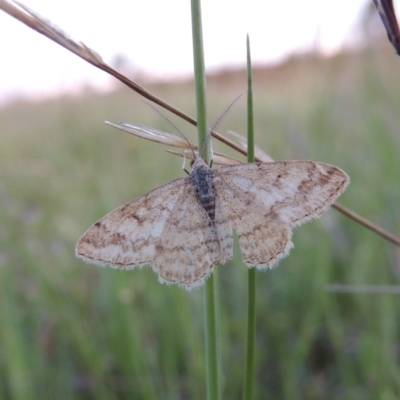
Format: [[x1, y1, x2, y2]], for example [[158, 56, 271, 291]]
[[190, 162, 216, 222]]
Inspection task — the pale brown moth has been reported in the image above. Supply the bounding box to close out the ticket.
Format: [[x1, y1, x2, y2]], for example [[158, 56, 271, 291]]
[[76, 125, 349, 290]]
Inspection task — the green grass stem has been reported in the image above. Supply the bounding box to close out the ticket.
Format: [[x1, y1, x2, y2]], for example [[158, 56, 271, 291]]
[[190, 1, 221, 399], [243, 34, 257, 400]]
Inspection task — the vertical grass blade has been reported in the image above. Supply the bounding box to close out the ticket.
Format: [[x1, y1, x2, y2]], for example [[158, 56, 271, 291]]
[[204, 273, 221, 400], [190, 1, 221, 399], [243, 34, 257, 400], [191, 0, 209, 157]]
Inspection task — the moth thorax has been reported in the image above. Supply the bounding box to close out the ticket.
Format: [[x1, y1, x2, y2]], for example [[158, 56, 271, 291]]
[[190, 164, 216, 222]]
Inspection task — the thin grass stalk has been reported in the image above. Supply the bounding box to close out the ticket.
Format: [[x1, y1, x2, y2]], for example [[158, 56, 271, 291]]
[[191, 1, 209, 159], [243, 34, 257, 400], [204, 273, 221, 400], [190, 0, 221, 399]]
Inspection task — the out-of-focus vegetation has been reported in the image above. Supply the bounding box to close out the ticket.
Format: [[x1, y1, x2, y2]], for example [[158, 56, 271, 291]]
[[0, 40, 400, 399]]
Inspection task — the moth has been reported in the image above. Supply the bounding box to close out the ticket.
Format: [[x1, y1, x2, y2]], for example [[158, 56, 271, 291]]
[[76, 130, 349, 290]]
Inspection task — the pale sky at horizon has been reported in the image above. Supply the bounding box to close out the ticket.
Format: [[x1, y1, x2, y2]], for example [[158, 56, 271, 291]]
[[0, 0, 383, 104]]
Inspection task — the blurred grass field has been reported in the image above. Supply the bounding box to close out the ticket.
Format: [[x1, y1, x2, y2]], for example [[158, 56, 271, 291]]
[[1, 41, 400, 399]]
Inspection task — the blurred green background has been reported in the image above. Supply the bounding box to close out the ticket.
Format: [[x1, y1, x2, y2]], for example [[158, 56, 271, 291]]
[[1, 40, 400, 399]]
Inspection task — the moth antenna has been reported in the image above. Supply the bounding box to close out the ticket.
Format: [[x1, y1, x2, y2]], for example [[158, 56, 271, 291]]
[[141, 101, 197, 160], [199, 93, 243, 160]]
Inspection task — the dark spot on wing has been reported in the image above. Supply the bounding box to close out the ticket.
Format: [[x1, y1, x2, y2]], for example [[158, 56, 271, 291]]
[[109, 232, 126, 245], [155, 243, 164, 252], [120, 204, 130, 213], [131, 213, 143, 224]]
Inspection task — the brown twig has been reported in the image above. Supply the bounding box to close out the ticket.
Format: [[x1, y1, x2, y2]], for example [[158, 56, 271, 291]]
[[332, 203, 400, 246], [1, 0, 399, 247], [373, 0, 400, 54]]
